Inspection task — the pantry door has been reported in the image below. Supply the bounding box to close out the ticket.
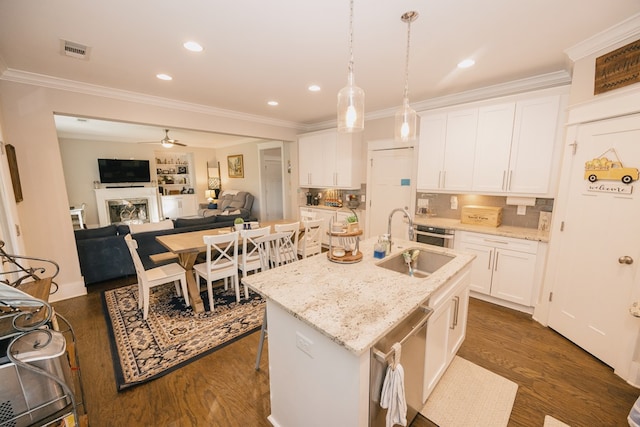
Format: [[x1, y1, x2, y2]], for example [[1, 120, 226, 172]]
[[547, 113, 640, 368], [367, 147, 415, 239]]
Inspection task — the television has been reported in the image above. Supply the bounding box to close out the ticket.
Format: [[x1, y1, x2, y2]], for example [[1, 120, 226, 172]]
[[98, 158, 151, 184]]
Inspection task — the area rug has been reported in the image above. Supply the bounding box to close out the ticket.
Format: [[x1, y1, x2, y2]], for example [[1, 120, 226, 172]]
[[544, 415, 571, 427], [102, 283, 264, 391], [420, 356, 518, 427]]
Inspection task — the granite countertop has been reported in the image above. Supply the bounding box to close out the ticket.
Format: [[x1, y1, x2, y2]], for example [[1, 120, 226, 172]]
[[413, 215, 550, 242], [242, 237, 475, 356]]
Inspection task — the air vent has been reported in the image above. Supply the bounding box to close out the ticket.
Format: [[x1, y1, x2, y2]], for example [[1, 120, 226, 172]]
[[60, 40, 90, 60]]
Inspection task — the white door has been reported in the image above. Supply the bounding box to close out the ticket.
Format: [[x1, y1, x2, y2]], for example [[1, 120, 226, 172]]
[[548, 114, 640, 368], [263, 158, 283, 221], [368, 147, 414, 239]]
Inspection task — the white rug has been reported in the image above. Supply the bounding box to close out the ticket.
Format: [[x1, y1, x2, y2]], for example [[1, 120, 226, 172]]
[[544, 415, 571, 427], [420, 356, 518, 427]]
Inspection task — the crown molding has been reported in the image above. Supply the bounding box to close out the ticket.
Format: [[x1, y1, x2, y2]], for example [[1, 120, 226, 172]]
[[565, 13, 640, 61], [0, 68, 307, 132]]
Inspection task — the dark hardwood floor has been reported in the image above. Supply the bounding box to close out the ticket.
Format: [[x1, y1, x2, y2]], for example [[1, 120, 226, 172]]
[[52, 279, 638, 427]]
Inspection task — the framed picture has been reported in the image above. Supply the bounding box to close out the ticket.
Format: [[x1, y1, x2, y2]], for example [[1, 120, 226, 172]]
[[227, 154, 244, 178], [6, 144, 23, 202]]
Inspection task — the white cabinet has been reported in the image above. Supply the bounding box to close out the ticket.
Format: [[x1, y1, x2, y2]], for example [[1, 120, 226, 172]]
[[417, 91, 564, 196], [161, 194, 197, 219], [416, 109, 476, 192], [299, 207, 335, 246], [507, 96, 561, 194], [298, 129, 362, 188], [423, 269, 470, 401], [455, 231, 539, 308]]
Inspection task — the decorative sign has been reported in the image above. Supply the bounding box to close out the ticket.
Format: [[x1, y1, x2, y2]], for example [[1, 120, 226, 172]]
[[584, 147, 638, 195], [594, 38, 640, 95]]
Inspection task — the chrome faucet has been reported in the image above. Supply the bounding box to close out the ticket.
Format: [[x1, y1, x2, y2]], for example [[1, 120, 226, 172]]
[[387, 207, 415, 251]]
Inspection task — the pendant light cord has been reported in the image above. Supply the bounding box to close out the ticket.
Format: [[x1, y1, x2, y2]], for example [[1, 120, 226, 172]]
[[403, 15, 413, 101], [348, 0, 355, 84]]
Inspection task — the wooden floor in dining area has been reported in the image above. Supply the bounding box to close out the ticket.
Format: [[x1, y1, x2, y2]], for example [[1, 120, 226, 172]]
[[52, 278, 638, 427]]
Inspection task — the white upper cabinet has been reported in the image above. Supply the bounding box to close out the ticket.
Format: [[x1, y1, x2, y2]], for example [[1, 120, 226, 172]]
[[471, 103, 516, 193], [416, 113, 447, 189], [416, 109, 477, 192], [417, 89, 565, 197], [298, 129, 362, 189], [507, 95, 561, 194]]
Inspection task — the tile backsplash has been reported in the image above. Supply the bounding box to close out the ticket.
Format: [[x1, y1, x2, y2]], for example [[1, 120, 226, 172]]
[[417, 193, 553, 229]]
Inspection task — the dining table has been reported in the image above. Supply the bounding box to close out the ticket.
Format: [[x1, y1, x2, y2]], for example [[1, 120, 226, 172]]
[[155, 219, 301, 313]]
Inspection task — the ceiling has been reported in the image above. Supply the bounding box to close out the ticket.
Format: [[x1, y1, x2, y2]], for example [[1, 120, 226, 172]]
[[1, 1, 639, 145]]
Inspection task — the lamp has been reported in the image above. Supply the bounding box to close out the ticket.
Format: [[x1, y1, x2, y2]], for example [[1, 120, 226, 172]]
[[208, 165, 221, 198], [337, 0, 364, 133], [395, 11, 419, 142], [205, 190, 217, 202]]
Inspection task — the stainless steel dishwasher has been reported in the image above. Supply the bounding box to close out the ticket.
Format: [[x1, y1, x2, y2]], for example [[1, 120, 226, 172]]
[[369, 305, 433, 427]]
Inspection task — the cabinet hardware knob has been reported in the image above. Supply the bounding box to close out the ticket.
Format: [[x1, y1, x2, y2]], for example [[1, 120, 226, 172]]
[[619, 256, 634, 265]]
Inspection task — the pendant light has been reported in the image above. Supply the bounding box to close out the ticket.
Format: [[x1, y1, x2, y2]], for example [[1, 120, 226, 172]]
[[337, 0, 364, 133], [395, 11, 419, 142]]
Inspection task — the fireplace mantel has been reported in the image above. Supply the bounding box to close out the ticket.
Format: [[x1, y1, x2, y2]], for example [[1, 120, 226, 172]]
[[95, 187, 161, 226]]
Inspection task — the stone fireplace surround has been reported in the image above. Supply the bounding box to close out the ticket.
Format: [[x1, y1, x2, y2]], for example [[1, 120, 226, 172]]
[[95, 187, 161, 226]]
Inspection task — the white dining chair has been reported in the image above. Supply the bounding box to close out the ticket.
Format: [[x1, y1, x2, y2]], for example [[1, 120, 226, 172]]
[[297, 218, 324, 258], [193, 231, 240, 310], [273, 221, 300, 266], [253, 231, 298, 370], [124, 234, 189, 320], [238, 226, 271, 299]]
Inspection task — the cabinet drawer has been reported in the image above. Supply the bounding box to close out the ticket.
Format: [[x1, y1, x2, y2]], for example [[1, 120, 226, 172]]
[[457, 231, 538, 254]]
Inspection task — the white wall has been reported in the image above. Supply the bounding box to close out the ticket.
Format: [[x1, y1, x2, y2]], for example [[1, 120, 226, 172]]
[[0, 80, 299, 301]]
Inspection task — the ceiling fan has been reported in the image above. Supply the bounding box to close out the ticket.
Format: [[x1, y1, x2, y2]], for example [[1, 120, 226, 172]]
[[140, 129, 187, 148]]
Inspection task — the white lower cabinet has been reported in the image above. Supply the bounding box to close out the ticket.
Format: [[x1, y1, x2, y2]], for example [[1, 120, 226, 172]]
[[423, 268, 470, 401], [455, 231, 539, 308], [161, 194, 197, 219]]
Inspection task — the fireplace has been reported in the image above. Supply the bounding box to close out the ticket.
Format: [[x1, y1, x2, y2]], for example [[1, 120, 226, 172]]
[[95, 188, 161, 226]]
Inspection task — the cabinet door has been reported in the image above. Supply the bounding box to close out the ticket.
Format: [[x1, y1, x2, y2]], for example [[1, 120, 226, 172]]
[[472, 103, 516, 193], [447, 285, 469, 360], [491, 249, 537, 305], [507, 95, 560, 194], [442, 108, 477, 191], [417, 114, 447, 189], [423, 300, 453, 400], [161, 197, 181, 219], [334, 132, 362, 188], [298, 134, 324, 186], [457, 242, 493, 295]]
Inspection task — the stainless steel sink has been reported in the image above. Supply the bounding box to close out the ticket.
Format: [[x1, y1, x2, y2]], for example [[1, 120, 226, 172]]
[[376, 248, 455, 278]]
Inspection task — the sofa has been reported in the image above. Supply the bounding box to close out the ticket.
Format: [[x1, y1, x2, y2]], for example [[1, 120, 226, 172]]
[[197, 190, 254, 219], [74, 199, 256, 285]]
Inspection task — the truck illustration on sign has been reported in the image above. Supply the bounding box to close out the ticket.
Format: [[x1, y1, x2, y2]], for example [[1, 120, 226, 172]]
[[584, 148, 639, 184]]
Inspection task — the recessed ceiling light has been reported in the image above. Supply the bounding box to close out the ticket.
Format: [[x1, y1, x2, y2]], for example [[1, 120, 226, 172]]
[[308, 85, 321, 92], [457, 59, 475, 69], [183, 41, 203, 52], [156, 73, 173, 81], [267, 101, 279, 106]]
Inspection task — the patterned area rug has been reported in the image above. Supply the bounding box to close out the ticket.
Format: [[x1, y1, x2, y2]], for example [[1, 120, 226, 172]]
[[420, 356, 518, 427], [102, 283, 264, 391]]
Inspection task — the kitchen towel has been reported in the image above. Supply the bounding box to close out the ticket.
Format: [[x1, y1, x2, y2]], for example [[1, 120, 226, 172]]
[[380, 343, 407, 427]]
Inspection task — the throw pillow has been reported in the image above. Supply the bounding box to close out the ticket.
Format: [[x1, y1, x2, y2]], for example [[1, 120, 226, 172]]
[[129, 219, 174, 234], [74, 224, 117, 240]]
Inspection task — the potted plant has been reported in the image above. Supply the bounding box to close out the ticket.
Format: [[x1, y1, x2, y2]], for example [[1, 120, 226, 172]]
[[234, 217, 245, 231], [345, 214, 359, 232]]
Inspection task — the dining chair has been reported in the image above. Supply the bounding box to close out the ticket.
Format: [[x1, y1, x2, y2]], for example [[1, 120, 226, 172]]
[[238, 226, 271, 299], [124, 234, 189, 320], [273, 221, 300, 266], [297, 218, 324, 258], [193, 231, 240, 310], [253, 231, 298, 370]]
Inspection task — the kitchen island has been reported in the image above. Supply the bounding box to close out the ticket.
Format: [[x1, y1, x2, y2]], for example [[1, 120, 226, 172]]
[[242, 237, 475, 427]]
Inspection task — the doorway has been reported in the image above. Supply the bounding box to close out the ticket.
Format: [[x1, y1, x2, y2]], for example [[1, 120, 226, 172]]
[[366, 143, 416, 239], [547, 113, 640, 375], [258, 143, 286, 222]]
